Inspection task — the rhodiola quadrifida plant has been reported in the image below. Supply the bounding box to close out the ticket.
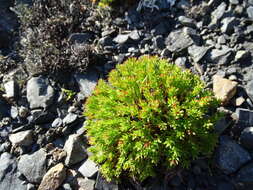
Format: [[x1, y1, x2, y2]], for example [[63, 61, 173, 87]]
[[84, 56, 221, 182]]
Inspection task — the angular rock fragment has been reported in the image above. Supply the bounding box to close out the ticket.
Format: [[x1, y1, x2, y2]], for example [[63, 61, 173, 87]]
[[0, 152, 27, 190], [240, 127, 253, 150], [213, 75, 237, 104], [18, 149, 47, 183], [215, 136, 251, 174], [27, 76, 55, 109], [9, 130, 33, 146], [38, 163, 66, 190], [236, 162, 253, 185], [74, 71, 99, 98], [64, 134, 88, 166], [165, 29, 195, 53], [79, 159, 99, 178], [188, 45, 210, 63]]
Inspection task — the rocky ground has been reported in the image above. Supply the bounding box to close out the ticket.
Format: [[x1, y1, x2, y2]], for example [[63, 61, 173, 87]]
[[1, 0, 253, 189]]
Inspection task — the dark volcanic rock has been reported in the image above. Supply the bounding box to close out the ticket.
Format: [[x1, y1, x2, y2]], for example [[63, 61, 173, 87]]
[[236, 162, 253, 185], [165, 29, 195, 53], [188, 45, 211, 63], [240, 127, 253, 150], [236, 108, 253, 126], [0, 152, 27, 190], [18, 148, 47, 183], [215, 136, 251, 174]]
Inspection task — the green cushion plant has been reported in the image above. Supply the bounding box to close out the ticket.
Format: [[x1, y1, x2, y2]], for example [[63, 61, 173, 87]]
[[84, 56, 220, 182]]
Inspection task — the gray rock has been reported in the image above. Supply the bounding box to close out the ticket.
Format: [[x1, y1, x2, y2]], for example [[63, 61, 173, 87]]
[[235, 108, 253, 126], [78, 159, 99, 178], [77, 177, 95, 190], [95, 172, 119, 190], [215, 136, 251, 174], [74, 71, 99, 98], [52, 118, 63, 128], [175, 57, 187, 69], [9, 130, 33, 146], [165, 29, 195, 53], [209, 46, 233, 65], [229, 0, 239, 4], [246, 81, 253, 102], [0, 152, 27, 190], [217, 35, 226, 44], [240, 127, 253, 150], [18, 149, 47, 183], [27, 76, 55, 109], [3, 79, 18, 99], [211, 2, 227, 25], [10, 106, 18, 119], [113, 34, 130, 44], [64, 134, 88, 166], [62, 183, 72, 190], [247, 6, 253, 19], [68, 33, 92, 44], [63, 113, 78, 126], [221, 17, 238, 34], [178, 16, 195, 28], [236, 162, 253, 185], [153, 35, 165, 49], [188, 45, 210, 63], [129, 30, 141, 41]]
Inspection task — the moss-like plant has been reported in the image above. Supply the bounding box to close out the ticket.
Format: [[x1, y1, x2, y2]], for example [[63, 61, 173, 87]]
[[84, 56, 220, 182]]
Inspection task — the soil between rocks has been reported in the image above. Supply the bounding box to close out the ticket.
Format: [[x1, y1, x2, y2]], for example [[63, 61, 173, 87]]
[[1, 0, 253, 189]]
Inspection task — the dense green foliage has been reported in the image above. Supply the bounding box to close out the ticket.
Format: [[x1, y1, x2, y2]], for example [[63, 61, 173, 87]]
[[84, 56, 220, 182]]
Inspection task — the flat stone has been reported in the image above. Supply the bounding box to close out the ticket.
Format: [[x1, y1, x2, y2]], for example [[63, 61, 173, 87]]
[[165, 29, 195, 53], [74, 71, 99, 98], [247, 6, 253, 19], [213, 75, 237, 104], [188, 45, 210, 63], [3, 79, 18, 99], [229, 0, 239, 4], [240, 127, 253, 150], [236, 108, 253, 126], [64, 134, 88, 166], [235, 50, 250, 61], [77, 177, 95, 190], [209, 46, 233, 65], [9, 130, 33, 146], [221, 17, 238, 34], [178, 16, 195, 28], [78, 159, 99, 178], [215, 136, 251, 174], [113, 34, 130, 44], [0, 152, 27, 190], [129, 30, 141, 41], [211, 2, 227, 25], [18, 149, 47, 183], [38, 163, 66, 190], [52, 118, 63, 128], [63, 113, 78, 126], [27, 76, 55, 109]]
